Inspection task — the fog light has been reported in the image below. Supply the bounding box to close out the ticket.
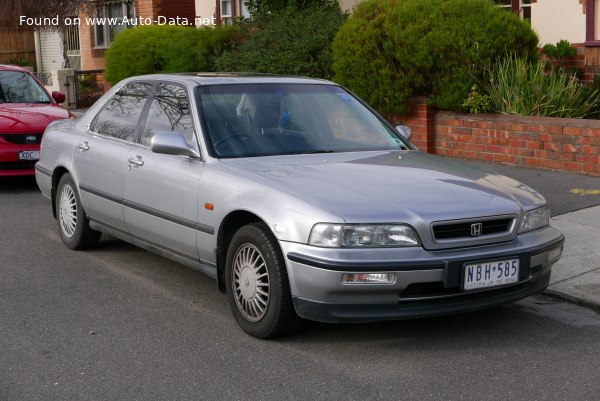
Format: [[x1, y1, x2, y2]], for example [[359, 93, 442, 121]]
[[342, 273, 396, 284], [548, 246, 562, 262]]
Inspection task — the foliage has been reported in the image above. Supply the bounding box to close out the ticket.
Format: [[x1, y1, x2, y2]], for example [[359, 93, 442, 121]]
[[214, 5, 346, 80], [541, 39, 582, 80], [1, 0, 82, 27], [462, 85, 492, 114], [161, 26, 232, 73], [8, 56, 31, 67], [582, 75, 600, 119], [483, 55, 599, 119], [542, 40, 576, 60], [331, 0, 538, 115], [105, 25, 231, 85], [244, 0, 340, 15]]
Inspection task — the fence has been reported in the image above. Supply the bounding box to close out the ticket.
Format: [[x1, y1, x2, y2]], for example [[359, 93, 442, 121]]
[[0, 28, 36, 66], [389, 97, 600, 177], [74, 70, 105, 108]]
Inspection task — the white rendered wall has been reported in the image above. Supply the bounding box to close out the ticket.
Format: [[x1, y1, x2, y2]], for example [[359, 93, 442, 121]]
[[530, 0, 586, 45]]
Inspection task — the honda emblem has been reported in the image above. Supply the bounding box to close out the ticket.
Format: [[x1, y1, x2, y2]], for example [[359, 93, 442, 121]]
[[470, 223, 483, 237]]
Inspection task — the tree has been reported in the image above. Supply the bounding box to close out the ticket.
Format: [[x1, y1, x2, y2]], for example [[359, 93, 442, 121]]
[[244, 0, 340, 15], [332, 0, 539, 114], [1, 0, 87, 28]]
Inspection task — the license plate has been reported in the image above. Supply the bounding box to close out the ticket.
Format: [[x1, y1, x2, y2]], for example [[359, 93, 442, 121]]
[[18, 151, 40, 160], [464, 258, 519, 291]]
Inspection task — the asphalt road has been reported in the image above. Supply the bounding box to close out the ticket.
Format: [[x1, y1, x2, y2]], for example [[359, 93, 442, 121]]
[[2, 171, 600, 401], [456, 158, 600, 216]]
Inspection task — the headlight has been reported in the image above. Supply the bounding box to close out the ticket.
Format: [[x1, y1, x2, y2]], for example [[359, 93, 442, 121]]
[[308, 223, 420, 248], [518, 206, 550, 234]]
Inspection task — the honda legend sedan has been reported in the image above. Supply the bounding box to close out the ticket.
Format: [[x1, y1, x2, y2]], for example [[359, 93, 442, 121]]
[[0, 64, 70, 176], [35, 74, 564, 338]]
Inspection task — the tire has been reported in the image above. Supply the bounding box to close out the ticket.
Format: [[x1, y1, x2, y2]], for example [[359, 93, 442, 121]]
[[55, 173, 101, 250], [225, 222, 301, 339]]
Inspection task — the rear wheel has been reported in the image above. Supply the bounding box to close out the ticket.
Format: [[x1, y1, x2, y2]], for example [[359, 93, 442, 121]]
[[56, 173, 101, 250], [225, 223, 301, 339]]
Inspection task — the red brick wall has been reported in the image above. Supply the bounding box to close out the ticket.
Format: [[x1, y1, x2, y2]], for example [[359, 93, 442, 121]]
[[388, 99, 600, 176], [135, 0, 196, 22]]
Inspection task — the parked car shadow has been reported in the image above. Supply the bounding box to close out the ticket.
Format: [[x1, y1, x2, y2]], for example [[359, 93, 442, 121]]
[[0, 176, 39, 193]]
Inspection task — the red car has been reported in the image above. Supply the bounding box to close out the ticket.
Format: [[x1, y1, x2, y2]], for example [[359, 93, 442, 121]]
[[0, 64, 70, 176]]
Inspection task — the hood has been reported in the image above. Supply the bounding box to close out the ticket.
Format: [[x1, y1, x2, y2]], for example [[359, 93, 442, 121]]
[[221, 151, 546, 223], [0, 104, 70, 134]]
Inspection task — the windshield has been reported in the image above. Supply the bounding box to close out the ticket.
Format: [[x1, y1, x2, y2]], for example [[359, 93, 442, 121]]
[[0, 71, 51, 104], [197, 83, 409, 158]]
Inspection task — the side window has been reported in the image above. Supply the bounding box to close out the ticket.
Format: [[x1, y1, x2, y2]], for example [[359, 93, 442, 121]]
[[141, 83, 195, 146], [91, 82, 153, 142]]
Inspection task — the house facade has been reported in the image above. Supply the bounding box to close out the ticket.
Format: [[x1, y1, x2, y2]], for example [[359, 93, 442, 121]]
[[79, 0, 196, 71]]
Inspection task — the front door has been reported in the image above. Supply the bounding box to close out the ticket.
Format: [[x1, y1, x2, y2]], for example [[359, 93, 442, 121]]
[[123, 83, 203, 260]]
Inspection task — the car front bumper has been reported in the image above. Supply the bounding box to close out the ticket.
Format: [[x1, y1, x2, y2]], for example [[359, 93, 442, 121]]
[[0, 142, 39, 176], [281, 226, 564, 323]]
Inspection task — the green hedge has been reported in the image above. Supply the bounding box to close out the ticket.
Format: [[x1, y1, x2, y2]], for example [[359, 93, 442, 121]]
[[105, 25, 231, 85], [214, 6, 347, 80], [332, 0, 539, 114]]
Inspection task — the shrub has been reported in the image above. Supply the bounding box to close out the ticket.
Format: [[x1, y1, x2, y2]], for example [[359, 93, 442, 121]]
[[214, 6, 346, 80], [105, 25, 231, 85], [332, 0, 538, 115], [541, 40, 582, 80], [244, 0, 340, 15], [484, 55, 599, 118], [462, 85, 493, 114]]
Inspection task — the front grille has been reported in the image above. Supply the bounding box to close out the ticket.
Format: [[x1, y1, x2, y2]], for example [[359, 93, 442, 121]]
[[0, 161, 37, 170], [432, 217, 515, 242], [0, 133, 43, 145]]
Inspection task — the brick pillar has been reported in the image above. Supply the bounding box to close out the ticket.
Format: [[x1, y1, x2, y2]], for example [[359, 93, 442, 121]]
[[386, 97, 436, 153]]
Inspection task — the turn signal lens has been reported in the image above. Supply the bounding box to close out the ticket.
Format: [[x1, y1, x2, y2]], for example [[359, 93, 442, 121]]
[[342, 273, 396, 284]]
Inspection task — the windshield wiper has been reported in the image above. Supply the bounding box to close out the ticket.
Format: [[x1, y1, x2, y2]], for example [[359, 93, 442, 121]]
[[295, 150, 335, 154]]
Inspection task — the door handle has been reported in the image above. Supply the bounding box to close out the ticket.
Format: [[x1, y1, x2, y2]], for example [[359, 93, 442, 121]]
[[77, 142, 89, 151], [128, 156, 144, 167]]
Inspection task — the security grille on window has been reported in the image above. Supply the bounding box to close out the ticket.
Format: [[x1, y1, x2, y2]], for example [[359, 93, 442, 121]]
[[94, 0, 135, 48]]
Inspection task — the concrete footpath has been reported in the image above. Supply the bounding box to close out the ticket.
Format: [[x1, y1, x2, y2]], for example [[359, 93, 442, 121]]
[[546, 205, 600, 309]]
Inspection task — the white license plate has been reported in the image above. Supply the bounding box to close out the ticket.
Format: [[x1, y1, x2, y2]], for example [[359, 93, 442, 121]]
[[464, 258, 519, 291], [18, 151, 40, 160]]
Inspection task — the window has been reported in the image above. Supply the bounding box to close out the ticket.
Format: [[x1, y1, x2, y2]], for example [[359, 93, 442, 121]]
[[495, 0, 532, 22], [219, 0, 250, 25], [142, 83, 195, 146], [0, 71, 50, 104], [91, 82, 153, 141], [93, 0, 135, 48], [198, 84, 408, 158]]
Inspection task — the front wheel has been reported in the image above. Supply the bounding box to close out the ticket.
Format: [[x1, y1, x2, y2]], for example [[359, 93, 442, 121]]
[[56, 173, 101, 250], [225, 223, 301, 339]]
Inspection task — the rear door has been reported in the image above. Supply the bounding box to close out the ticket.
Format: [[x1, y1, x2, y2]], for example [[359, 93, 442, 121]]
[[123, 82, 204, 259], [74, 81, 153, 231]]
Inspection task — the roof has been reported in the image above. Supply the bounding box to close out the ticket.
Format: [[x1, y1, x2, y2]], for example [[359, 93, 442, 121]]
[[122, 72, 335, 86]]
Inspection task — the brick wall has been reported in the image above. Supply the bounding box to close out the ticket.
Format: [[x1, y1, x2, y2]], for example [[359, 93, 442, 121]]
[[388, 98, 600, 176], [134, 0, 196, 22]]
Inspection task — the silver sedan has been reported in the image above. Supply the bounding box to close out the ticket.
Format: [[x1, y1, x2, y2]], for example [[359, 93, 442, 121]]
[[35, 74, 564, 338]]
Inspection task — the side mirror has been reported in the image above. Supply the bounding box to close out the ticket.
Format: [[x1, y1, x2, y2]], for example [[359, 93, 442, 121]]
[[150, 132, 200, 158], [52, 91, 66, 104], [395, 125, 412, 141]]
